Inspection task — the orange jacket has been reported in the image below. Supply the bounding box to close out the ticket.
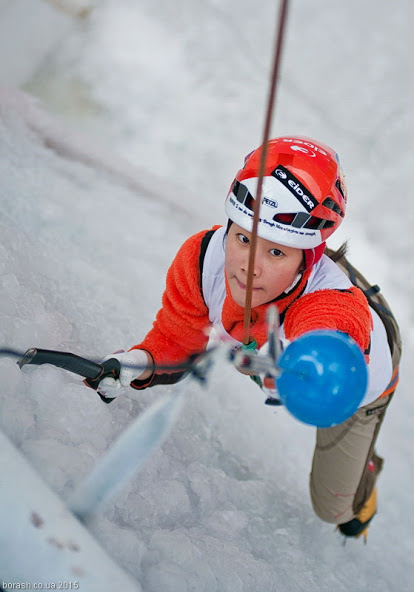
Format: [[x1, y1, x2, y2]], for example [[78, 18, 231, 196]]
[[131, 227, 371, 389]]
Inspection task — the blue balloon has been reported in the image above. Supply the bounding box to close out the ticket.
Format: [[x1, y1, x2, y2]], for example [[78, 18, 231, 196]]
[[276, 331, 368, 428]]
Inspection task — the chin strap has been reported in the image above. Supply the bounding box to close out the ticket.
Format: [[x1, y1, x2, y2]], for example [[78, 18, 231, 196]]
[[283, 273, 303, 295]]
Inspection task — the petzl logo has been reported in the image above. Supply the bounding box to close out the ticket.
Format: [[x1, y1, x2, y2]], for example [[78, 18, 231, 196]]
[[272, 165, 318, 212], [263, 197, 278, 208]]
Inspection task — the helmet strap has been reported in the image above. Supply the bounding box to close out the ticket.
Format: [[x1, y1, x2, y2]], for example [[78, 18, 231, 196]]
[[283, 273, 303, 295]]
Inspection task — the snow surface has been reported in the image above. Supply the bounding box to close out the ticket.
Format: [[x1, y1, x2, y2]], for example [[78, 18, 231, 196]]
[[1, 0, 414, 590]]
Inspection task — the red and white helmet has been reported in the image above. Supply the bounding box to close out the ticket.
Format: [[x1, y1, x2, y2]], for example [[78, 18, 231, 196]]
[[225, 136, 347, 250]]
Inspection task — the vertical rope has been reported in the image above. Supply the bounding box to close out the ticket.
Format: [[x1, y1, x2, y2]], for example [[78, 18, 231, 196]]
[[242, 0, 290, 345]]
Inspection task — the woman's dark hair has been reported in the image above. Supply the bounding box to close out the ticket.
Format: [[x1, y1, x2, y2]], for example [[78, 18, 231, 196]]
[[328, 241, 348, 262]]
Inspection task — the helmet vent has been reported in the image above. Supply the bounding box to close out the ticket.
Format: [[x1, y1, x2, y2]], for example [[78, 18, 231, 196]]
[[274, 212, 335, 230], [335, 179, 346, 199], [232, 180, 255, 212], [322, 197, 344, 217]]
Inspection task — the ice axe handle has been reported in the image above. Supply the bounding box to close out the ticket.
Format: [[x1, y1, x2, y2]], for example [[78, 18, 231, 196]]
[[17, 348, 121, 404]]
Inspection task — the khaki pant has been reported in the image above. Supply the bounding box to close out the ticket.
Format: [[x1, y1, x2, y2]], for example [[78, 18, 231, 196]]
[[308, 251, 402, 525], [310, 393, 393, 525]]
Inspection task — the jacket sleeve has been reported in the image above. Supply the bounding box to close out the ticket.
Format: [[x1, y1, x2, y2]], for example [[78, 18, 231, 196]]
[[130, 229, 212, 389], [283, 287, 372, 357]]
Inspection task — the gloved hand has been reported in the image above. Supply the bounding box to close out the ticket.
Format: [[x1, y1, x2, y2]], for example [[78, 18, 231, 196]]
[[233, 338, 290, 376], [259, 337, 290, 405], [97, 349, 151, 399], [233, 340, 259, 376]]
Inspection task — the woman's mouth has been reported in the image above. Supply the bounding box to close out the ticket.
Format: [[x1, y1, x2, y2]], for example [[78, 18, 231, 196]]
[[236, 277, 261, 291], [236, 277, 246, 290]]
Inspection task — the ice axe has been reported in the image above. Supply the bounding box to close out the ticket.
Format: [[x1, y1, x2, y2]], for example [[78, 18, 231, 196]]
[[17, 348, 122, 402]]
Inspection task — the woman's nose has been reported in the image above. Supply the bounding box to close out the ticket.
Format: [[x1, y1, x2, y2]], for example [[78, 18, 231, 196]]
[[241, 252, 262, 277]]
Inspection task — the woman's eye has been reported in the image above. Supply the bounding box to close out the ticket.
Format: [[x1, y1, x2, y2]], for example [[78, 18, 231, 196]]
[[270, 248, 283, 257], [237, 233, 250, 244]]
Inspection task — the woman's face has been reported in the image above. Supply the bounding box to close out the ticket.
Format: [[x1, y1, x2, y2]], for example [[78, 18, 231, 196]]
[[224, 223, 304, 308]]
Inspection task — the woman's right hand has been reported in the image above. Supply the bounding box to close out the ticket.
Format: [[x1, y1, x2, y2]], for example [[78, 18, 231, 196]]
[[97, 349, 151, 399]]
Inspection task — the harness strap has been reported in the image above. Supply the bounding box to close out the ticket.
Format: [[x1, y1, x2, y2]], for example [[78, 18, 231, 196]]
[[327, 248, 402, 372], [199, 229, 217, 306], [378, 367, 400, 399]]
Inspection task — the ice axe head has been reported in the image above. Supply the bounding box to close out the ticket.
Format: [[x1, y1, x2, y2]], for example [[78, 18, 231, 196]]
[[276, 330, 368, 428]]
